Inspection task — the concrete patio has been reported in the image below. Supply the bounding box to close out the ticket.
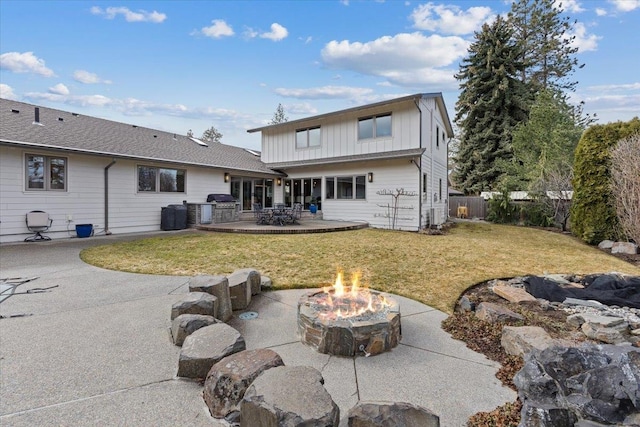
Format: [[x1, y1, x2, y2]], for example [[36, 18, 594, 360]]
[[0, 231, 515, 426]]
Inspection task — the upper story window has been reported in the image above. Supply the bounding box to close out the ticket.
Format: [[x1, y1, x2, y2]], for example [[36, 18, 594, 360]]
[[358, 113, 392, 140], [436, 126, 440, 148], [296, 126, 321, 149], [138, 166, 185, 193], [26, 154, 67, 191]]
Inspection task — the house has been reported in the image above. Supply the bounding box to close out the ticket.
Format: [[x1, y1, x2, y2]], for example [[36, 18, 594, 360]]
[[0, 93, 453, 243], [0, 98, 280, 243], [248, 93, 453, 231]]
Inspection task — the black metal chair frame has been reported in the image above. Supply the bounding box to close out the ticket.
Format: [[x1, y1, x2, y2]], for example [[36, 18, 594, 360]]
[[24, 210, 53, 242]]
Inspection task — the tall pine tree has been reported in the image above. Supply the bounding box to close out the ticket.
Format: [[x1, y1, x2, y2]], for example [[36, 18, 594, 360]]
[[454, 16, 529, 194], [508, 0, 581, 93]]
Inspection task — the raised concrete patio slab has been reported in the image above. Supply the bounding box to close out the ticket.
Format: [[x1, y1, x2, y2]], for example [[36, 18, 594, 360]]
[[1, 232, 515, 427]]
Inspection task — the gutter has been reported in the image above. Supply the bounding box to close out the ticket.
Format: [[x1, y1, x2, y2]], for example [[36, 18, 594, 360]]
[[104, 159, 116, 235]]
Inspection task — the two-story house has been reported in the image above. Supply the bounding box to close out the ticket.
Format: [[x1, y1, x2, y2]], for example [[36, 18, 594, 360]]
[[248, 93, 453, 230], [0, 93, 452, 243]]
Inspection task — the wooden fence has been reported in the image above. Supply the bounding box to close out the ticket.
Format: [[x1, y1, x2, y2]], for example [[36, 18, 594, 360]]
[[449, 196, 487, 219]]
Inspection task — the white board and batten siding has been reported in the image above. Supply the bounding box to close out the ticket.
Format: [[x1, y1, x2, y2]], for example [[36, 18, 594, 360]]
[[0, 146, 228, 243], [261, 102, 421, 165]]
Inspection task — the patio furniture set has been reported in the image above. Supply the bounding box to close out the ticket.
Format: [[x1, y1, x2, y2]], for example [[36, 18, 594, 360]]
[[253, 203, 303, 226]]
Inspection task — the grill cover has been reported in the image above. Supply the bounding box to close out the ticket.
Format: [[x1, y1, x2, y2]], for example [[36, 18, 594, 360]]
[[207, 194, 235, 203]]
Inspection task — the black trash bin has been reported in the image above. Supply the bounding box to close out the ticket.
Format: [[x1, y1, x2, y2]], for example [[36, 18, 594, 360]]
[[161, 204, 188, 231], [170, 204, 187, 230], [161, 206, 176, 231]]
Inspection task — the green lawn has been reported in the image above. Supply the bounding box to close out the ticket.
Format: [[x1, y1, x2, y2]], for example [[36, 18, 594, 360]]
[[80, 222, 639, 313]]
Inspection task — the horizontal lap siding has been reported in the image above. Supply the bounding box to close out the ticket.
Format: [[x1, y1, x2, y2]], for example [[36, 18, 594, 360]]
[[0, 147, 227, 243]]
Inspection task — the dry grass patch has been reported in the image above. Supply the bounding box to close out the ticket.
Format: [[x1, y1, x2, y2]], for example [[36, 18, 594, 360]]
[[80, 222, 639, 313]]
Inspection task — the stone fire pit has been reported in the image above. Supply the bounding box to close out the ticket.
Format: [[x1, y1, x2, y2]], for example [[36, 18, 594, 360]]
[[297, 288, 401, 357]]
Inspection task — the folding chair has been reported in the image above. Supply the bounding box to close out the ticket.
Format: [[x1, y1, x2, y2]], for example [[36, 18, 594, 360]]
[[24, 211, 52, 242]]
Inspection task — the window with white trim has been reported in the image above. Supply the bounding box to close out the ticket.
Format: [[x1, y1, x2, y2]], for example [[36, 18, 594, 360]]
[[436, 125, 440, 148], [26, 154, 67, 191], [325, 175, 366, 200], [138, 166, 185, 192], [296, 126, 321, 148], [358, 113, 391, 140]]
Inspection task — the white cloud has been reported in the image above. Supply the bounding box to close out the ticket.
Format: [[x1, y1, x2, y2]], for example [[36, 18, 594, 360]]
[[573, 82, 640, 123], [199, 19, 235, 38], [90, 6, 166, 23], [553, 0, 585, 13], [596, 7, 608, 15], [260, 23, 288, 41], [274, 86, 375, 100], [568, 22, 601, 52], [73, 70, 112, 84], [49, 83, 69, 95], [0, 83, 18, 100], [609, 0, 640, 12], [285, 103, 318, 115], [0, 51, 54, 77], [243, 27, 259, 39], [299, 36, 313, 44], [321, 32, 468, 88], [587, 82, 640, 91], [411, 3, 494, 35]]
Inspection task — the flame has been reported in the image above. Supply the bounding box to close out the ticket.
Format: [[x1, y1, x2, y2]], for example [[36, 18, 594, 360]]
[[315, 270, 389, 320]]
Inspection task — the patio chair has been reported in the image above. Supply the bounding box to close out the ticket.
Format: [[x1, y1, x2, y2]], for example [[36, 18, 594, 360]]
[[286, 203, 303, 224], [24, 210, 53, 242], [253, 203, 270, 225]]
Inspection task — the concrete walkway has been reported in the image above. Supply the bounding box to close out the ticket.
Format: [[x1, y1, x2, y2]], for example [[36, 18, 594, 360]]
[[0, 231, 515, 427]]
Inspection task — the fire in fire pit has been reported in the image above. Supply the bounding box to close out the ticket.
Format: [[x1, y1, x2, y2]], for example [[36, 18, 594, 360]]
[[297, 271, 401, 357]]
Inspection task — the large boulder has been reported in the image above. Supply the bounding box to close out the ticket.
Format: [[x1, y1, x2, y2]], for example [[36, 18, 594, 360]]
[[188, 275, 232, 322], [475, 302, 524, 323], [347, 401, 440, 427], [170, 292, 218, 320], [228, 270, 257, 311], [177, 323, 246, 379], [514, 344, 640, 426], [171, 314, 218, 346], [611, 242, 638, 255], [501, 326, 567, 357], [241, 366, 339, 426], [203, 349, 284, 418]]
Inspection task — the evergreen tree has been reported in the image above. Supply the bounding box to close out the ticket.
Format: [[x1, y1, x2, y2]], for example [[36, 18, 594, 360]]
[[270, 103, 288, 124], [201, 126, 223, 143], [454, 16, 529, 194], [508, 0, 581, 93], [510, 89, 584, 186]]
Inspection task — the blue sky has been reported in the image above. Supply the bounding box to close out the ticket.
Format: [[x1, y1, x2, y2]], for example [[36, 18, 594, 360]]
[[1, 0, 638, 150]]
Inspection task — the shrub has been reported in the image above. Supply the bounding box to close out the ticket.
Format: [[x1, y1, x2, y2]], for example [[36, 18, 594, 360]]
[[520, 200, 554, 227], [487, 190, 518, 224], [570, 118, 640, 244], [610, 132, 640, 243]]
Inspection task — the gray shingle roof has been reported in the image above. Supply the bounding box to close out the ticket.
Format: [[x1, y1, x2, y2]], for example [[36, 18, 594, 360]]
[[0, 98, 278, 175]]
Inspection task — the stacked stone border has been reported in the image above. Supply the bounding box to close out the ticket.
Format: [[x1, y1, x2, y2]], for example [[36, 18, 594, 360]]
[[169, 269, 441, 426]]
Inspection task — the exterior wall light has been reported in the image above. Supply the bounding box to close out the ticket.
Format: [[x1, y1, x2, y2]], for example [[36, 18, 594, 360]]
[[224, 172, 230, 183], [276, 178, 282, 186], [367, 172, 374, 183]]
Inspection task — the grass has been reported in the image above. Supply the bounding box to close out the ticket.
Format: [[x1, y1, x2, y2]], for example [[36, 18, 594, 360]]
[[80, 222, 639, 313]]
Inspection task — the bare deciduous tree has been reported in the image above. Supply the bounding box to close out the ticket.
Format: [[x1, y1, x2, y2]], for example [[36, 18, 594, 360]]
[[531, 163, 573, 231], [610, 133, 640, 243]]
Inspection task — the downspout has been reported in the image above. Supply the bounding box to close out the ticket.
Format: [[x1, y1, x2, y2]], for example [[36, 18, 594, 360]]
[[414, 99, 423, 229], [104, 159, 116, 235]]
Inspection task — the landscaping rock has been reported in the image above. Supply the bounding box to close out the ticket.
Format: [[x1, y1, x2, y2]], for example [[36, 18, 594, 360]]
[[260, 275, 272, 291], [188, 275, 232, 322], [227, 271, 254, 310], [581, 322, 628, 344], [597, 240, 615, 250], [347, 401, 440, 427], [241, 365, 339, 427], [171, 314, 218, 346], [457, 295, 475, 312], [475, 302, 524, 323], [230, 268, 261, 296], [493, 284, 537, 304], [177, 323, 246, 379], [170, 292, 218, 320], [203, 349, 284, 418], [501, 326, 564, 357], [514, 344, 640, 426], [611, 242, 638, 255], [563, 298, 605, 309]]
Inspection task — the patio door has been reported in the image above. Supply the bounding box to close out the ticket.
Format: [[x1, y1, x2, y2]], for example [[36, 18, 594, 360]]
[[284, 177, 322, 210]]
